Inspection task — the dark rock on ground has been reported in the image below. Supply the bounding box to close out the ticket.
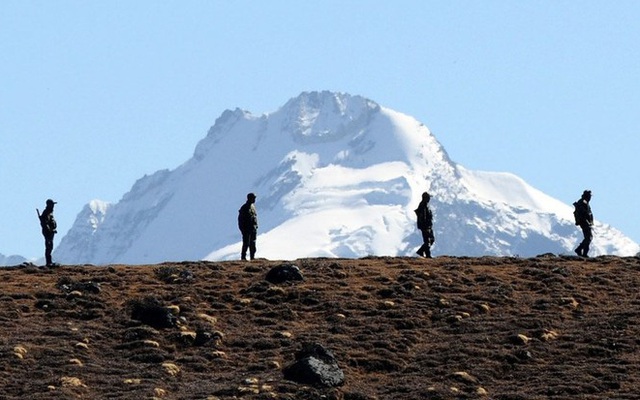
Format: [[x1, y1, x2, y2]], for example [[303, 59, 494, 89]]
[[128, 296, 177, 329], [283, 343, 345, 387], [266, 263, 304, 284]]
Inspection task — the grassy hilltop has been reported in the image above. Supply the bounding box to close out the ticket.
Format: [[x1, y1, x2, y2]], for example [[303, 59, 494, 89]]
[[1, 256, 639, 399]]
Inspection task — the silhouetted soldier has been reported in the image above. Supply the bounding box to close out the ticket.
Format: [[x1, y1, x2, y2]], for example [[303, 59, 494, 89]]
[[573, 190, 594, 257], [238, 193, 258, 260], [37, 199, 58, 267], [415, 191, 435, 258]]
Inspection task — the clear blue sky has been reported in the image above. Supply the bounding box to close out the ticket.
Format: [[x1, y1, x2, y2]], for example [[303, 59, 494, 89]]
[[2, 1, 639, 260]]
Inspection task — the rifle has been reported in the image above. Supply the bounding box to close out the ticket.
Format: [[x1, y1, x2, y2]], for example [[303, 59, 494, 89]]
[[36, 208, 44, 228]]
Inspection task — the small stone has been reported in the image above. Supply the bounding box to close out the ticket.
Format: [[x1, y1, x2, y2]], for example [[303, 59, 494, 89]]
[[165, 305, 180, 315], [560, 297, 579, 308], [162, 362, 180, 376], [238, 386, 260, 394], [540, 329, 559, 341], [509, 334, 530, 345], [210, 350, 227, 359], [269, 360, 281, 369], [13, 346, 27, 358], [450, 315, 464, 323], [61, 376, 86, 388], [244, 377, 259, 385], [477, 303, 491, 313], [267, 286, 286, 296], [180, 331, 197, 340], [452, 371, 479, 384], [197, 313, 218, 325]]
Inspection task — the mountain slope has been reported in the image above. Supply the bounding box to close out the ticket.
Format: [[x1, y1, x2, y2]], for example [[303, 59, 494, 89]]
[[3, 257, 640, 398], [55, 91, 639, 264]]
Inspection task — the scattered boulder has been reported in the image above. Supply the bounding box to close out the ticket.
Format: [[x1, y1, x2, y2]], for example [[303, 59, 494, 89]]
[[535, 253, 557, 258], [508, 333, 530, 345], [170, 323, 223, 347], [155, 266, 195, 284], [129, 297, 177, 329], [266, 264, 304, 284], [283, 343, 344, 387], [57, 277, 101, 294], [451, 371, 479, 385], [123, 326, 159, 342], [19, 261, 37, 268], [194, 329, 223, 346]]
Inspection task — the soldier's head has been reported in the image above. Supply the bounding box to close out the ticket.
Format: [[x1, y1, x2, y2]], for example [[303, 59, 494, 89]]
[[46, 199, 57, 209], [581, 190, 592, 202], [247, 193, 257, 203], [422, 192, 431, 202]]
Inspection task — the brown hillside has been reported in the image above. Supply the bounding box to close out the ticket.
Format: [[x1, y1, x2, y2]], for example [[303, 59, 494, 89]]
[[1, 256, 639, 400]]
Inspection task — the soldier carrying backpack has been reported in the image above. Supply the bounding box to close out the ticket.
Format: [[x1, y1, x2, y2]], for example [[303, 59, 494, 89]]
[[37, 198, 58, 267], [573, 190, 594, 257], [415, 191, 435, 258], [238, 192, 258, 260]]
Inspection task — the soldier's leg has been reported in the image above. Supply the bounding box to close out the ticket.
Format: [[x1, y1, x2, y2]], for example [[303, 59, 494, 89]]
[[241, 231, 249, 260], [249, 230, 257, 260], [576, 224, 592, 257], [416, 229, 430, 257], [44, 236, 53, 266], [582, 225, 593, 256]]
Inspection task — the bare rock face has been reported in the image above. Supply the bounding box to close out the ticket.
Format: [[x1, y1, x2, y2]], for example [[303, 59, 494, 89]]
[[283, 343, 344, 387]]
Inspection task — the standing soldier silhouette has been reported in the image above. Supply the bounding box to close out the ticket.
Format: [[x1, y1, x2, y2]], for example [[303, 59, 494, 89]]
[[415, 191, 435, 258], [573, 190, 594, 257], [37, 199, 58, 267], [238, 193, 258, 260]]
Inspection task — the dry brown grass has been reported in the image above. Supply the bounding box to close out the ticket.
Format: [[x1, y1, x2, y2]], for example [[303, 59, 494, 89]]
[[1, 255, 639, 399]]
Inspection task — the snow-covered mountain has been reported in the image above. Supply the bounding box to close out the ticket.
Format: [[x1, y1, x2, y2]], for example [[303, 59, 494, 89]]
[[55, 91, 639, 264], [0, 253, 27, 267]]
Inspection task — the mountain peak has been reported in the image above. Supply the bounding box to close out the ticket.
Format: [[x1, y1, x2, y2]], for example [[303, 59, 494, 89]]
[[54, 92, 639, 264], [280, 91, 380, 144]]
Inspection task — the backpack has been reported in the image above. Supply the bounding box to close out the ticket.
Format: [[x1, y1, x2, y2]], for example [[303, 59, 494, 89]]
[[572, 201, 581, 225]]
